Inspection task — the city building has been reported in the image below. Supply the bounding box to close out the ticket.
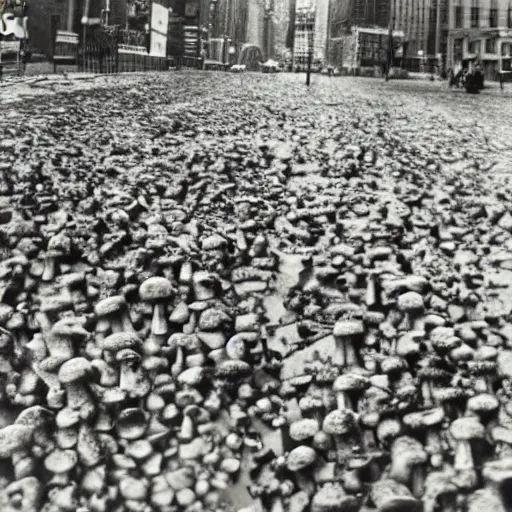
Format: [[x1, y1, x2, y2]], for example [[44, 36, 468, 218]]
[[446, 0, 512, 78], [391, 0, 448, 71], [292, 0, 329, 67]]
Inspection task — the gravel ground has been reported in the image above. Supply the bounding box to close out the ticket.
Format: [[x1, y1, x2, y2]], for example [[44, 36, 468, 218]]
[[2, 71, 512, 512]]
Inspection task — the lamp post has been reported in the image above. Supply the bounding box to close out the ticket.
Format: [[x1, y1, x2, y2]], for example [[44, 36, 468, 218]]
[[418, 49, 424, 72], [306, 8, 314, 86]]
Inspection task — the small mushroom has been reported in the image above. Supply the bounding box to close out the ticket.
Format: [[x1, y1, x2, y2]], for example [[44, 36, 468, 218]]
[[389, 436, 427, 498], [403, 407, 445, 458], [311, 482, 359, 512], [333, 373, 369, 411], [397, 291, 424, 331], [42, 232, 71, 282], [44, 448, 78, 486], [289, 418, 320, 443], [139, 277, 174, 336], [323, 409, 358, 464], [449, 416, 485, 471], [58, 357, 94, 411], [332, 319, 365, 368], [371, 478, 422, 512], [94, 296, 134, 335], [422, 469, 458, 512]]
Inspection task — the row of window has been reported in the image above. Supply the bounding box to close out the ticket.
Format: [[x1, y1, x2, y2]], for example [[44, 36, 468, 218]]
[[454, 5, 512, 28], [466, 39, 512, 53]]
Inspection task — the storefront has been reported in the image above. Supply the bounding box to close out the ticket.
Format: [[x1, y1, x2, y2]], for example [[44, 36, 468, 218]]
[[447, 28, 512, 80], [339, 26, 405, 74]]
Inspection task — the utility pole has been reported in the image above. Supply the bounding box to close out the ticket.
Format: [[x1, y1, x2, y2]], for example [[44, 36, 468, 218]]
[[306, 8, 314, 86], [385, 0, 395, 81], [435, 0, 441, 73], [67, 0, 76, 31]]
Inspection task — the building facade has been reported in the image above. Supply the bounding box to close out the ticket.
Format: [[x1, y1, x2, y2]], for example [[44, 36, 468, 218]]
[[446, 0, 512, 78], [292, 0, 329, 67], [391, 0, 449, 71]]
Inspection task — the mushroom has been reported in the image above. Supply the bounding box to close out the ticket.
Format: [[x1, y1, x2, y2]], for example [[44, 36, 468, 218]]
[[0, 424, 34, 478], [466, 392, 499, 421], [422, 469, 458, 512], [371, 478, 422, 512], [15, 405, 55, 451], [94, 296, 134, 335], [116, 348, 143, 394], [403, 407, 445, 458], [397, 291, 424, 331], [289, 418, 320, 444], [467, 488, 506, 512], [299, 395, 324, 423], [482, 456, 512, 506], [389, 436, 427, 498], [332, 319, 365, 368], [449, 416, 485, 471], [311, 482, 359, 512], [139, 277, 174, 337], [323, 409, 358, 464], [116, 408, 148, 440], [492, 427, 512, 458], [333, 373, 369, 411], [42, 232, 71, 282], [101, 332, 142, 364], [287, 445, 317, 473], [58, 357, 94, 411], [4, 476, 43, 512], [192, 271, 218, 301], [45, 317, 89, 362], [44, 448, 78, 486]]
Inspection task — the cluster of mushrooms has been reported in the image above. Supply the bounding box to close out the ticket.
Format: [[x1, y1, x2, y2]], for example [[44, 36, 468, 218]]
[[1, 72, 512, 512]]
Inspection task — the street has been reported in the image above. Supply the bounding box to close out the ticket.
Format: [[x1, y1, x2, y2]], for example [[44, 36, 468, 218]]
[[2, 71, 512, 512]]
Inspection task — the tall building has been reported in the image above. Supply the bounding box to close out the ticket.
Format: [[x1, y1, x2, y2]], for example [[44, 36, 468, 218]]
[[292, 0, 329, 67], [392, 0, 448, 70], [446, 0, 512, 78]]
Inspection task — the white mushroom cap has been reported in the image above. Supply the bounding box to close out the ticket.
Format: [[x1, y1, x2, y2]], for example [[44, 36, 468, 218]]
[[286, 445, 317, 471], [289, 419, 320, 442], [397, 291, 424, 312], [333, 320, 364, 337]]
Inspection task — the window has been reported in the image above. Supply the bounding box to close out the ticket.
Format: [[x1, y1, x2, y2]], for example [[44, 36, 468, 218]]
[[471, 6, 480, 27], [486, 38, 496, 53], [469, 40, 480, 54], [455, 5, 463, 27], [490, 0, 498, 27], [508, 5, 512, 27]]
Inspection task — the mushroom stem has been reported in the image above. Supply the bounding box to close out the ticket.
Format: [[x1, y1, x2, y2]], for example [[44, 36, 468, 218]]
[[42, 256, 56, 282], [171, 347, 184, 378], [337, 392, 353, 411], [454, 441, 474, 471], [335, 337, 358, 368], [361, 428, 378, 452], [333, 436, 352, 464], [426, 429, 442, 455], [366, 276, 377, 307], [410, 465, 425, 498], [119, 362, 140, 392], [45, 335, 74, 361], [12, 451, 36, 480], [389, 459, 411, 486], [65, 384, 92, 410], [421, 381, 435, 408], [110, 315, 124, 334], [121, 312, 135, 333], [151, 303, 168, 336]]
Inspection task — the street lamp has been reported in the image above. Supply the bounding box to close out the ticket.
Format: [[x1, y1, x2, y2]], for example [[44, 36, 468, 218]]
[[418, 49, 424, 72]]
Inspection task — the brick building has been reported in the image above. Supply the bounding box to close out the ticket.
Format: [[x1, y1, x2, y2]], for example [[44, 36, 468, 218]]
[[446, 0, 512, 79]]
